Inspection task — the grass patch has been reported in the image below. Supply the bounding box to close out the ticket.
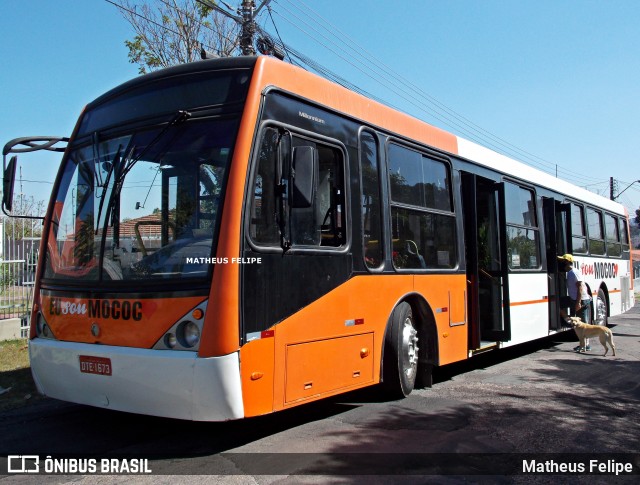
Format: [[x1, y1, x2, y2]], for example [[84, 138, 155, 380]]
[[0, 339, 42, 411]]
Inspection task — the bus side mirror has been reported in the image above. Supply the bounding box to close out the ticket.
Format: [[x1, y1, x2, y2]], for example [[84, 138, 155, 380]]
[[290, 146, 317, 209], [2, 155, 17, 213]]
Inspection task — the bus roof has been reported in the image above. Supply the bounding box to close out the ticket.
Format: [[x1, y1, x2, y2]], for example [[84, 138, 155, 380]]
[[85, 56, 256, 110], [456, 137, 625, 215], [84, 55, 626, 217], [252, 56, 626, 216]]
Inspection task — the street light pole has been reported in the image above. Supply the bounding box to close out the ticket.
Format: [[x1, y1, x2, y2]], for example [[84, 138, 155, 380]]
[[612, 179, 640, 201]]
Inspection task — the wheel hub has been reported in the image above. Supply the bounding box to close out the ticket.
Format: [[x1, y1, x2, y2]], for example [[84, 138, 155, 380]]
[[402, 318, 419, 378]]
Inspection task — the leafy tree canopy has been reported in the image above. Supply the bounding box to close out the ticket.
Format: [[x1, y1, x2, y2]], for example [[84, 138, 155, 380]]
[[115, 0, 240, 74]]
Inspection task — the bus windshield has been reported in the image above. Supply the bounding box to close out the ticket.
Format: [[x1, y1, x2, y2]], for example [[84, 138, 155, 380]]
[[44, 117, 238, 283]]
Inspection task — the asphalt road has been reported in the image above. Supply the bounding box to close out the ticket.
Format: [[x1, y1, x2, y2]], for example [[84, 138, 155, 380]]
[[1, 305, 639, 483]]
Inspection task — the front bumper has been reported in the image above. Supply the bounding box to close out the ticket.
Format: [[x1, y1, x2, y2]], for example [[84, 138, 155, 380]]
[[29, 338, 244, 421]]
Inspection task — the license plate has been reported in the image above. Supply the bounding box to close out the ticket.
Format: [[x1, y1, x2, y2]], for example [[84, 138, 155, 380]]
[[79, 356, 112, 376]]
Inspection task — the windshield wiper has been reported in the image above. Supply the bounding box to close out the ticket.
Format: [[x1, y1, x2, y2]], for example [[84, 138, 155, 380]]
[[95, 110, 191, 280], [116, 110, 191, 184], [94, 144, 122, 235], [102, 109, 191, 232]]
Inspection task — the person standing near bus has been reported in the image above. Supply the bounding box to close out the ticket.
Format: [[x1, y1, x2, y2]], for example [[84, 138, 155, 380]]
[[557, 254, 592, 351]]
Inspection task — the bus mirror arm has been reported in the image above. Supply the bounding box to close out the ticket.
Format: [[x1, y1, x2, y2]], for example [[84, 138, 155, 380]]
[[2, 136, 68, 219]]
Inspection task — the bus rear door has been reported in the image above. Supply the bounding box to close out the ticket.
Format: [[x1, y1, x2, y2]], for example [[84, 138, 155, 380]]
[[462, 172, 511, 351], [543, 198, 571, 331]]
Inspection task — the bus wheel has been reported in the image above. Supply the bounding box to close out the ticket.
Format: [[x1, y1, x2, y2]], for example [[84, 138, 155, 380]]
[[594, 288, 608, 327], [383, 302, 418, 397]]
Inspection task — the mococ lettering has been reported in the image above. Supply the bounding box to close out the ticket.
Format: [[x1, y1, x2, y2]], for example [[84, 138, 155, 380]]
[[49, 298, 142, 321], [88, 300, 143, 321], [594, 262, 618, 280]]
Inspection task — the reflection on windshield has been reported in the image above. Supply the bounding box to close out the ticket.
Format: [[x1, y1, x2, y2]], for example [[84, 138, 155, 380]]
[[44, 119, 237, 282]]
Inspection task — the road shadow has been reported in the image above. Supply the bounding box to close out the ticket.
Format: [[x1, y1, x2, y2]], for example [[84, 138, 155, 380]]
[[0, 367, 43, 412], [2, 310, 637, 477], [0, 391, 359, 459]]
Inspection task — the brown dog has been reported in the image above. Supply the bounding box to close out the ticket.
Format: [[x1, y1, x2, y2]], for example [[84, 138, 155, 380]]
[[568, 317, 616, 356]]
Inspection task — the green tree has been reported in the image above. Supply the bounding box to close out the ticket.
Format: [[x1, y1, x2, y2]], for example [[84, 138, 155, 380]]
[[114, 0, 240, 74]]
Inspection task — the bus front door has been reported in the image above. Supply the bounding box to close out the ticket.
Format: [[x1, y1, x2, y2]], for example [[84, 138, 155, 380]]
[[543, 198, 571, 331], [462, 173, 511, 351]]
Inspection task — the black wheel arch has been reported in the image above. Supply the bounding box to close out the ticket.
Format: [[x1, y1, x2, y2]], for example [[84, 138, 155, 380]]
[[379, 293, 440, 385]]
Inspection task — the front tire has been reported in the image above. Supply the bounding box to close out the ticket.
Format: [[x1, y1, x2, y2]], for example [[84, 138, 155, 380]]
[[383, 302, 418, 397]]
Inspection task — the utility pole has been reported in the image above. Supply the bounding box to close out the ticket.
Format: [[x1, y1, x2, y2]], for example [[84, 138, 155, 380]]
[[610, 177, 616, 200], [613, 179, 640, 201], [198, 0, 272, 56], [239, 0, 256, 55]]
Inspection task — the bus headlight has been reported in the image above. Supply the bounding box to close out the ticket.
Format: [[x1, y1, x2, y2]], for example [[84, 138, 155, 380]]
[[152, 301, 206, 351], [164, 333, 177, 349], [36, 312, 45, 335], [178, 321, 200, 348]]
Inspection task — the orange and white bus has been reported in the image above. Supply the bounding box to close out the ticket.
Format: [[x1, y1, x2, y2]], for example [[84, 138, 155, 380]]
[[3, 56, 634, 420]]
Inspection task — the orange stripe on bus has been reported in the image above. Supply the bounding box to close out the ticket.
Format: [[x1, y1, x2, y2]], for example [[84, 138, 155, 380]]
[[510, 299, 549, 307]]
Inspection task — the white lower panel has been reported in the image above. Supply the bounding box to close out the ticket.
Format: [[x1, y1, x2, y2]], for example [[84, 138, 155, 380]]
[[503, 303, 550, 347], [503, 273, 549, 348], [29, 339, 244, 421]]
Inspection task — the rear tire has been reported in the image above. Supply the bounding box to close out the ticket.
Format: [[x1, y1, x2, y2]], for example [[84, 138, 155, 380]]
[[383, 302, 418, 397], [594, 288, 608, 327]]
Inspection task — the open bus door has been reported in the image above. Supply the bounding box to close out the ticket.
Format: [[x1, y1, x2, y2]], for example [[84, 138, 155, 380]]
[[543, 198, 572, 331], [462, 172, 511, 351]]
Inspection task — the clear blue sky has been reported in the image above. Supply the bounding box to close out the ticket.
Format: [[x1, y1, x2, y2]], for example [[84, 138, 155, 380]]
[[1, 0, 639, 214]]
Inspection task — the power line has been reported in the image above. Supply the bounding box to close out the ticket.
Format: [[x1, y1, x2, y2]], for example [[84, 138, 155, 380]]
[[105, 0, 637, 207], [265, 5, 291, 63], [13, 179, 54, 185], [268, 0, 604, 186]]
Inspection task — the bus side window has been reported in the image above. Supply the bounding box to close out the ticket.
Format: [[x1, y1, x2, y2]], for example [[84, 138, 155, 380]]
[[291, 141, 345, 247], [387, 143, 456, 270], [504, 182, 541, 270], [605, 213, 621, 257], [249, 127, 280, 245], [587, 207, 605, 255], [249, 128, 346, 249], [359, 131, 383, 269], [620, 218, 630, 252], [570, 202, 588, 253]]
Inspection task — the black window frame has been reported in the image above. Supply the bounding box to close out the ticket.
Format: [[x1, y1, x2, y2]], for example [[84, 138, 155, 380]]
[[569, 201, 588, 254], [359, 128, 384, 272], [620, 217, 630, 251], [586, 206, 606, 256], [604, 212, 622, 257], [503, 180, 542, 271], [386, 139, 457, 272], [245, 120, 350, 255]]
